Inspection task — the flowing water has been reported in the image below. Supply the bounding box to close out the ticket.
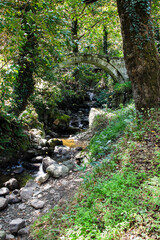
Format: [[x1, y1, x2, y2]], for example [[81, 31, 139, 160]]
[[0, 91, 95, 188]]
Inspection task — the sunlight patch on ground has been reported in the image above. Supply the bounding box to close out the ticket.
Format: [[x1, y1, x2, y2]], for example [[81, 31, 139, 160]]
[[62, 139, 88, 149]]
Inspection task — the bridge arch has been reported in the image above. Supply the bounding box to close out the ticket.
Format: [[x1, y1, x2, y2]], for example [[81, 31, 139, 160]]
[[59, 53, 128, 83]]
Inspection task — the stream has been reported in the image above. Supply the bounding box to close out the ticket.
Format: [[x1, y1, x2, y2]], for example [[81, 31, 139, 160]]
[[0, 92, 96, 239], [0, 91, 96, 189]]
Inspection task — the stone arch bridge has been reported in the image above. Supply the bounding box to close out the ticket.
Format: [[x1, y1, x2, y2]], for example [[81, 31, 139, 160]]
[[58, 53, 129, 83]]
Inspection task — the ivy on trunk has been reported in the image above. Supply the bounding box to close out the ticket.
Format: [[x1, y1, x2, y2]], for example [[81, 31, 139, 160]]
[[116, 0, 160, 112], [13, 1, 38, 116]]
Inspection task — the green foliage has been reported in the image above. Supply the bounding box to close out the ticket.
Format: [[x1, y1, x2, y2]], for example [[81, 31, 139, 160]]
[[19, 104, 43, 129], [0, 110, 30, 159], [114, 81, 132, 93], [96, 81, 132, 108], [88, 104, 135, 160], [91, 114, 109, 133], [96, 90, 111, 106]]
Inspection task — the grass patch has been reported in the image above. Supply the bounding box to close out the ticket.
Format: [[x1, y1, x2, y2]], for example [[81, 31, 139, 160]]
[[88, 104, 135, 160]]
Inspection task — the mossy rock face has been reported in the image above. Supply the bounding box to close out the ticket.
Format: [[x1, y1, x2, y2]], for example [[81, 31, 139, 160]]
[[53, 114, 71, 130]]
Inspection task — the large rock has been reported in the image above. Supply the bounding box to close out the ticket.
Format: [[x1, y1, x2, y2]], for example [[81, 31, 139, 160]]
[[20, 180, 38, 201], [0, 198, 8, 211], [42, 156, 57, 172], [0, 231, 6, 240], [46, 164, 69, 178], [4, 178, 19, 190], [88, 108, 105, 128], [0, 188, 9, 196], [9, 218, 25, 234], [30, 199, 45, 209]]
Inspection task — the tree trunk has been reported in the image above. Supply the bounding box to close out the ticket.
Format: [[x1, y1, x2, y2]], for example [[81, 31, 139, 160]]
[[155, 27, 160, 54], [103, 25, 109, 86], [13, 2, 38, 116], [71, 18, 79, 89], [116, 0, 160, 112]]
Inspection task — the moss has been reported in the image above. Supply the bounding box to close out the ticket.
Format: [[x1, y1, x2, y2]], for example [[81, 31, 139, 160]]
[[56, 114, 70, 123]]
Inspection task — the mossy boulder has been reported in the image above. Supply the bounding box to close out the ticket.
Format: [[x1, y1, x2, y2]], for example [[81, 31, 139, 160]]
[[53, 114, 70, 130], [47, 138, 63, 149]]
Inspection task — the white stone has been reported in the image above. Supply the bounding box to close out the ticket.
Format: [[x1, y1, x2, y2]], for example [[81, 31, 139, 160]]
[[0, 230, 6, 240], [0, 198, 8, 211], [35, 173, 49, 184], [0, 187, 9, 196]]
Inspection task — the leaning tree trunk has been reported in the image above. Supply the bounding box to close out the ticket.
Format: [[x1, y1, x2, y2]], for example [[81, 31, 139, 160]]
[[117, 0, 160, 112]]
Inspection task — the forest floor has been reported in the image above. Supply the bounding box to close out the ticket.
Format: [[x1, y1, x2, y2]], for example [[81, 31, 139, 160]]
[[30, 106, 160, 240]]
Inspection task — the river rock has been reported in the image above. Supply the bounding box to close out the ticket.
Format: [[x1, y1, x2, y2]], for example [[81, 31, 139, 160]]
[[18, 226, 29, 236], [4, 178, 19, 190], [46, 164, 69, 178], [7, 193, 21, 204], [35, 173, 49, 184], [20, 180, 38, 201], [31, 156, 43, 163], [0, 231, 6, 240], [30, 199, 45, 209], [6, 234, 14, 239], [9, 218, 25, 234], [0, 198, 8, 211], [0, 188, 9, 196], [39, 138, 47, 147], [42, 156, 57, 172], [18, 203, 26, 210], [20, 187, 34, 201]]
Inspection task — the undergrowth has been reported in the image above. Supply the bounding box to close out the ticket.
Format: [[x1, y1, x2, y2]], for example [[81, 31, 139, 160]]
[[31, 106, 160, 240]]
